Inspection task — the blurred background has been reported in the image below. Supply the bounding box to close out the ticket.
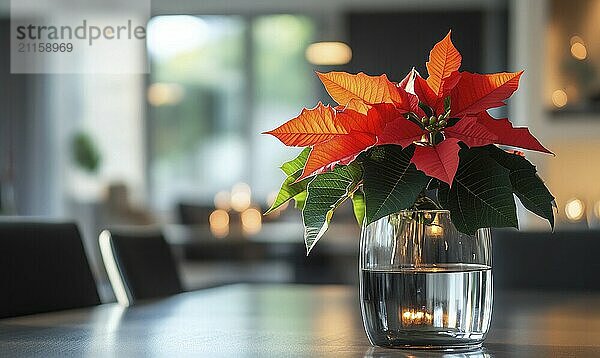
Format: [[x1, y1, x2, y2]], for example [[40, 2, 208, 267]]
[[1, 0, 599, 301]]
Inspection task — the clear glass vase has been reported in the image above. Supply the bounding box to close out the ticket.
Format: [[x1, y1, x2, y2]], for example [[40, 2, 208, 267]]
[[359, 210, 493, 350]]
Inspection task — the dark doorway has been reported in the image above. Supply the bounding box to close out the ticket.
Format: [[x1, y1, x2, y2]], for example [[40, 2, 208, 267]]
[[346, 10, 508, 80]]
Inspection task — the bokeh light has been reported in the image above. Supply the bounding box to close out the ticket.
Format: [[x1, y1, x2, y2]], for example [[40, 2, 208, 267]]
[[570, 42, 587, 60], [565, 198, 585, 222], [305, 42, 352, 65], [241, 208, 262, 235], [231, 182, 252, 212], [209, 209, 230, 237], [147, 83, 185, 107], [552, 89, 568, 108], [214, 190, 232, 211]]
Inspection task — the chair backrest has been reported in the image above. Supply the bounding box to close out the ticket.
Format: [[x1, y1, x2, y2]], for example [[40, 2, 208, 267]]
[[177, 203, 213, 225], [99, 228, 183, 306], [0, 221, 100, 319], [492, 229, 600, 291]]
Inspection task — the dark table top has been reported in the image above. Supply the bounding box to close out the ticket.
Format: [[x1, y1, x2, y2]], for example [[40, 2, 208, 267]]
[[1, 284, 600, 357]]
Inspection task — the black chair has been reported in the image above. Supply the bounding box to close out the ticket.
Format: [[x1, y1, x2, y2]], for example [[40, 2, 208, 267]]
[[492, 229, 600, 291], [99, 229, 183, 306], [177, 203, 213, 225], [0, 221, 100, 319]]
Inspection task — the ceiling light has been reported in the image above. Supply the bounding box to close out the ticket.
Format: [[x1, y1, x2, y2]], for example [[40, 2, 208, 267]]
[[305, 42, 352, 65]]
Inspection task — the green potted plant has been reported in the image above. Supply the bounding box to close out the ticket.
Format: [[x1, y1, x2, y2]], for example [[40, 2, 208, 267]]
[[72, 131, 102, 174]]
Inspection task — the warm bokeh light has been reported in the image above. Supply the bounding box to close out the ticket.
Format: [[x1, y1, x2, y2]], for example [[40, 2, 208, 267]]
[[593, 201, 600, 219], [214, 191, 232, 211], [147, 83, 185, 106], [209, 209, 230, 238], [570, 42, 587, 60], [565, 198, 585, 222], [241, 208, 262, 235], [305, 42, 352, 65], [230, 182, 252, 212], [427, 224, 444, 238], [400, 309, 434, 326], [552, 89, 568, 108]]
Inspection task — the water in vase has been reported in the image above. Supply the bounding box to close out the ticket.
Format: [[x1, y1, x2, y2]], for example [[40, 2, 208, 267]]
[[360, 263, 493, 349]]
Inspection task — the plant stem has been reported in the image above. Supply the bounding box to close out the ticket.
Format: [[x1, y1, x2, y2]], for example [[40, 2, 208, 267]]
[[412, 189, 442, 210]]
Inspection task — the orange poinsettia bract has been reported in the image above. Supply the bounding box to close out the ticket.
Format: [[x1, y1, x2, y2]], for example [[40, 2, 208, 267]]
[[264, 30, 551, 185]]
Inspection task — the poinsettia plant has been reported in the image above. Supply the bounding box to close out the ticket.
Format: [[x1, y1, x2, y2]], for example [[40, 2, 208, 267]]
[[264, 31, 555, 254]]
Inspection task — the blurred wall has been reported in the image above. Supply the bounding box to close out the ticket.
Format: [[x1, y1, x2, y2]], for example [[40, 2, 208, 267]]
[[511, 0, 600, 228]]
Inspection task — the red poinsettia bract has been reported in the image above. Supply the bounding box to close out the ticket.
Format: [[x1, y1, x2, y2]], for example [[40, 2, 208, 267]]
[[264, 31, 551, 185]]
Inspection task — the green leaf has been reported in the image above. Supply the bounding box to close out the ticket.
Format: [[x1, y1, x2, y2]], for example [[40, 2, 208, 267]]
[[281, 148, 311, 176], [302, 163, 362, 254], [438, 147, 518, 234], [414, 194, 442, 210], [294, 191, 307, 210], [406, 112, 426, 129], [351, 189, 366, 226], [418, 101, 434, 118], [265, 148, 312, 215], [484, 145, 555, 229], [266, 176, 310, 215], [363, 145, 429, 225]]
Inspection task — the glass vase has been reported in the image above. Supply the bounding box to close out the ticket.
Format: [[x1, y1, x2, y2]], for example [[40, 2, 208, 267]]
[[359, 210, 493, 350]]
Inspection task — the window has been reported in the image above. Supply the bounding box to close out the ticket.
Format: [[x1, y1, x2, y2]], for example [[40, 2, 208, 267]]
[[147, 15, 316, 209]]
